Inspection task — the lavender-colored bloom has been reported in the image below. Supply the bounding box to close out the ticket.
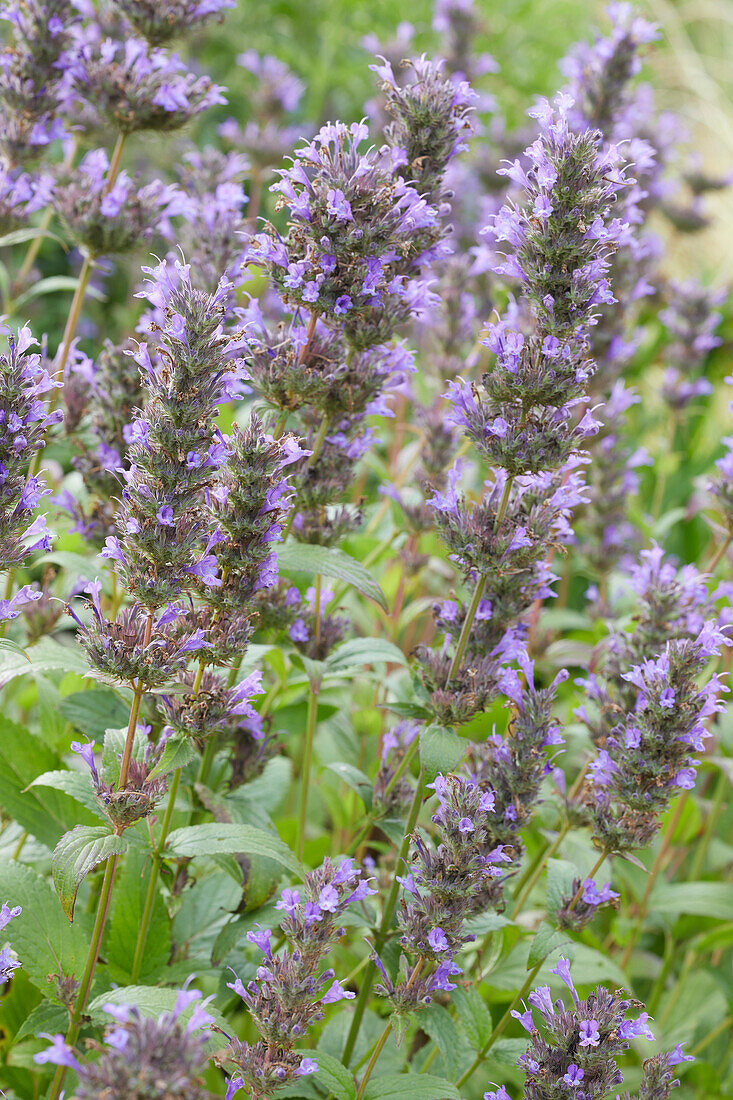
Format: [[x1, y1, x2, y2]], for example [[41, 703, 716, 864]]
[[216, 859, 373, 1098], [69, 32, 225, 134], [517, 961, 656, 1099], [253, 117, 440, 347], [34, 986, 214, 1097], [105, 261, 244, 609], [52, 147, 183, 256], [0, 324, 61, 593]]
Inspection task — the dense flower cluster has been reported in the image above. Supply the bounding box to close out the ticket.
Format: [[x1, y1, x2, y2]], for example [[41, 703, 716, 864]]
[[35, 986, 215, 1098], [217, 858, 374, 1097], [0, 324, 60, 619], [113, 0, 235, 45]]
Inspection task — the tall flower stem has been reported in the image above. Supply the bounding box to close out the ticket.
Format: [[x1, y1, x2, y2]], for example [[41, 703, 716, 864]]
[[129, 766, 180, 983], [620, 794, 686, 969], [456, 960, 543, 1089], [354, 963, 423, 1100], [296, 676, 320, 864], [48, 853, 120, 1100], [341, 774, 424, 1066], [444, 474, 513, 687]]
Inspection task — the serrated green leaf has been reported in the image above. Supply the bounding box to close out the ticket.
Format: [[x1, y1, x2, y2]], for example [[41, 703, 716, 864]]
[[649, 882, 733, 922], [14, 1001, 68, 1043], [417, 1002, 462, 1077], [278, 542, 388, 610], [326, 762, 373, 809], [52, 826, 128, 920], [298, 1049, 355, 1100], [326, 638, 407, 674], [58, 690, 130, 740], [527, 921, 573, 968], [0, 717, 99, 847], [27, 770, 108, 822], [0, 863, 90, 989], [147, 735, 197, 780], [363, 1074, 461, 1099], [419, 724, 464, 783], [166, 822, 302, 877], [451, 985, 492, 1051], [0, 637, 29, 658]]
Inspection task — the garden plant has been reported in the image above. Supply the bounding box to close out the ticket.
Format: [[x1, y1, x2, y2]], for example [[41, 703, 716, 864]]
[[0, 1, 731, 1098]]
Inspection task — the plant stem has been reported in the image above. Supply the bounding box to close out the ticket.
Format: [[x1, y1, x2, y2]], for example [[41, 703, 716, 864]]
[[296, 679, 319, 864], [444, 574, 486, 686], [620, 795, 686, 969], [344, 740, 419, 858], [117, 613, 154, 789], [309, 416, 330, 466], [129, 767, 180, 983], [707, 534, 732, 572], [273, 409, 289, 439], [355, 1021, 392, 1100], [456, 961, 542, 1089], [341, 774, 424, 1066], [48, 853, 120, 1100]]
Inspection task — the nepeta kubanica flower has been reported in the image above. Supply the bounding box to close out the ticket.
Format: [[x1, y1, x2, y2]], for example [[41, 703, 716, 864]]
[[35, 986, 215, 1099], [253, 119, 439, 348], [0, 0, 77, 160], [218, 859, 375, 1099], [374, 54, 477, 245], [68, 32, 226, 134], [501, 957, 662, 1100], [373, 773, 510, 1015], [417, 460, 587, 724], [112, 0, 234, 46], [0, 901, 22, 986], [101, 260, 242, 609], [577, 546, 725, 745], [554, 876, 620, 932], [72, 730, 167, 831], [588, 620, 730, 853], [450, 96, 628, 476], [51, 147, 184, 258], [59, 338, 144, 545], [0, 324, 61, 621]]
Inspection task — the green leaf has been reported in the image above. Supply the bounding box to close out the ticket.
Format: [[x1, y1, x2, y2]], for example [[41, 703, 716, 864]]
[[363, 1074, 461, 1099], [417, 1003, 462, 1077], [0, 636, 89, 689], [298, 1049, 355, 1100], [419, 724, 464, 783], [147, 735, 197, 780], [649, 882, 733, 922], [278, 542, 388, 610], [166, 822, 302, 877], [105, 849, 171, 983], [0, 717, 98, 847], [15, 1001, 68, 1043], [0, 637, 29, 659], [326, 762, 373, 809], [568, 944, 626, 988], [27, 770, 108, 822], [0, 226, 66, 248], [88, 985, 230, 1051], [451, 985, 492, 1051], [36, 550, 107, 585], [326, 638, 407, 674], [13, 275, 105, 310], [58, 690, 130, 740], [527, 921, 573, 968], [0, 863, 90, 989], [546, 858, 581, 918], [52, 825, 128, 920]]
